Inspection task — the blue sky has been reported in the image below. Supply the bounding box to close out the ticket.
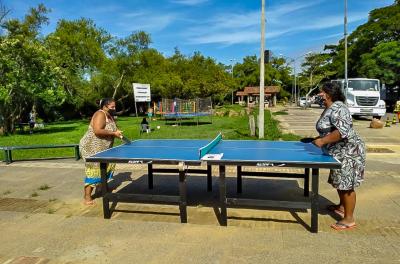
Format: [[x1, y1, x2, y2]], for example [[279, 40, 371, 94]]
[[3, 0, 395, 66]]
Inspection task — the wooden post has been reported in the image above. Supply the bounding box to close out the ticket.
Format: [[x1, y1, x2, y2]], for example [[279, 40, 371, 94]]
[[249, 115, 256, 136]]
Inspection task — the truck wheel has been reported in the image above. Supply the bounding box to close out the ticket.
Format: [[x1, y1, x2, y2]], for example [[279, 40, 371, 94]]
[[373, 116, 381, 120]]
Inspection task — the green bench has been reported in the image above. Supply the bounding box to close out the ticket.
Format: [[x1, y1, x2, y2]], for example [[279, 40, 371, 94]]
[[1, 144, 80, 164]]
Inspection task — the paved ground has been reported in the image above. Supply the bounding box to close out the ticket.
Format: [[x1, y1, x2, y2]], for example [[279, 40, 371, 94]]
[[276, 104, 400, 145], [0, 106, 399, 263]]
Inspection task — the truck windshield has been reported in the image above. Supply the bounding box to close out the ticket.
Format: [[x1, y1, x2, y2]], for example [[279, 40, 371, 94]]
[[348, 80, 379, 91]]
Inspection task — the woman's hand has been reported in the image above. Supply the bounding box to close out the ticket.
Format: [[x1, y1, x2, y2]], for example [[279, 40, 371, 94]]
[[312, 138, 325, 148], [113, 130, 123, 139], [313, 130, 342, 148]]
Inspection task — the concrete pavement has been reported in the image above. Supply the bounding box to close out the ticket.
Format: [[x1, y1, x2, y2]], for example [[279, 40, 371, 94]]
[[275, 104, 400, 145], [0, 106, 400, 263]]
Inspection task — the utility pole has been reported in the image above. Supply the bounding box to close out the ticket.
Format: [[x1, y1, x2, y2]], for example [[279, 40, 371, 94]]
[[259, 0, 265, 139], [291, 59, 295, 105], [344, 0, 348, 91], [294, 52, 311, 105], [230, 59, 236, 105], [294, 63, 297, 105]]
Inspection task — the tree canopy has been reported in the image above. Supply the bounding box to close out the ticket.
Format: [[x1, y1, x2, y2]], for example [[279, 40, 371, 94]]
[[0, 1, 399, 134], [296, 1, 399, 95]]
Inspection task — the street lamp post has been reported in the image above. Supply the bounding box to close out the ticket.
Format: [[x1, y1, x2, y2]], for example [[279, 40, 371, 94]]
[[280, 52, 311, 105], [344, 0, 348, 91], [259, 0, 265, 139], [294, 53, 313, 105]]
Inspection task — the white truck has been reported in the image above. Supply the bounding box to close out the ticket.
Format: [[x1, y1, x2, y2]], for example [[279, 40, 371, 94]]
[[331, 78, 386, 119]]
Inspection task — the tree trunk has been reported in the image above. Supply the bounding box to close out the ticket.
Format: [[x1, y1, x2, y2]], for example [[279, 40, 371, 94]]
[[112, 71, 125, 99], [3, 116, 14, 135]]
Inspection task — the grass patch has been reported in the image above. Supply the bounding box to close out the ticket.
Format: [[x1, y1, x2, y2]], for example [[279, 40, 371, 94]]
[[47, 208, 56, 214], [38, 184, 51, 191], [2, 190, 11, 195], [272, 111, 289, 115], [49, 198, 57, 202], [31, 192, 39, 197]]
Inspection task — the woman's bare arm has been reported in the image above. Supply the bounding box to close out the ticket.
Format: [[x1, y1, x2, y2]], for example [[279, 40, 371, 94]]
[[91, 111, 122, 138], [313, 129, 342, 147]]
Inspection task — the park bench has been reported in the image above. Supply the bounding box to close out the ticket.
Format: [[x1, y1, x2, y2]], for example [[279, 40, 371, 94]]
[[1, 144, 80, 164], [17, 122, 45, 133]]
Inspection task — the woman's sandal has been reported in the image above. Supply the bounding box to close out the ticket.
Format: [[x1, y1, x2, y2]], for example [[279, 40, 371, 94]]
[[331, 222, 356, 231], [83, 200, 96, 206], [326, 205, 345, 218]]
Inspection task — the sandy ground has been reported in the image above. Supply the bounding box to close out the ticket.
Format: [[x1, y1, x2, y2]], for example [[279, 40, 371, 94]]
[[0, 105, 399, 263]]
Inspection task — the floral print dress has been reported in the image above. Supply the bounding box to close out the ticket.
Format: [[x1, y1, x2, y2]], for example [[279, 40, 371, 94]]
[[316, 101, 366, 190], [79, 110, 117, 187]]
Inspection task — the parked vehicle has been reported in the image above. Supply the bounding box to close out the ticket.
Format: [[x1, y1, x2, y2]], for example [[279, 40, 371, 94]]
[[298, 97, 311, 107], [331, 78, 386, 119], [314, 95, 324, 107]]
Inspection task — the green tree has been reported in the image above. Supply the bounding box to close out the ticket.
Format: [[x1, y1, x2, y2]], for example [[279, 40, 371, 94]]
[[359, 41, 400, 86], [298, 52, 336, 95], [92, 31, 152, 113], [234, 56, 259, 88], [232, 55, 292, 99], [0, 1, 10, 32], [0, 4, 65, 134], [327, 1, 399, 79], [45, 18, 111, 113]]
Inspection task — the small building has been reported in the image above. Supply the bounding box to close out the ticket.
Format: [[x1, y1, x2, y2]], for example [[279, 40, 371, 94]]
[[236, 86, 280, 107]]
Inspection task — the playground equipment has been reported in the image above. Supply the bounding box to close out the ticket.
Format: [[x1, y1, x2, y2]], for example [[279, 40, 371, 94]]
[[156, 97, 213, 125]]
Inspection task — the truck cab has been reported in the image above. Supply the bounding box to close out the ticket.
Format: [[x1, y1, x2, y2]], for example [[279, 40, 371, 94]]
[[331, 78, 386, 119]]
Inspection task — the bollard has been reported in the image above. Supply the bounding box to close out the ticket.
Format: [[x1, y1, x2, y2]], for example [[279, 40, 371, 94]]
[[393, 114, 398, 125], [385, 116, 391, 127]]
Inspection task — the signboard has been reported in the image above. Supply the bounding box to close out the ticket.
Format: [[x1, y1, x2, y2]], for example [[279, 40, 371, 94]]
[[133, 83, 151, 102]]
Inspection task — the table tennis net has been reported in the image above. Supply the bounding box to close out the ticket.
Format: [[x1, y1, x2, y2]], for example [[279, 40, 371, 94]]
[[198, 133, 222, 159]]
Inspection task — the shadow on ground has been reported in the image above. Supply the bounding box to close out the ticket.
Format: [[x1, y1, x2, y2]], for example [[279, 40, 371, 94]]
[[89, 171, 340, 231]]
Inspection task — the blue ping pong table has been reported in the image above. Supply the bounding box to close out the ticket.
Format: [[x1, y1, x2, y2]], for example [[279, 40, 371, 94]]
[[86, 133, 340, 233]]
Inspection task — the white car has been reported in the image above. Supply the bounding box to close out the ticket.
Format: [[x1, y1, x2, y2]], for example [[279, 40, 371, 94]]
[[298, 97, 311, 107]]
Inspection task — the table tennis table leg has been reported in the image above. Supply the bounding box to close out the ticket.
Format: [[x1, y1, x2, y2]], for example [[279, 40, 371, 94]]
[[219, 165, 227, 226], [207, 165, 212, 192], [304, 168, 310, 197], [148, 163, 153, 189], [100, 162, 111, 219], [178, 166, 187, 223], [311, 168, 319, 233], [237, 166, 242, 193]]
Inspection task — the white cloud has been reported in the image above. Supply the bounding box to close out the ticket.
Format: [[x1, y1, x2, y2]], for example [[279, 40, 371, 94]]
[[170, 0, 209, 6], [296, 12, 366, 31], [183, 0, 367, 46], [87, 5, 122, 15], [266, 0, 324, 22], [122, 11, 147, 18], [189, 31, 260, 45], [310, 32, 343, 41], [117, 11, 178, 32]]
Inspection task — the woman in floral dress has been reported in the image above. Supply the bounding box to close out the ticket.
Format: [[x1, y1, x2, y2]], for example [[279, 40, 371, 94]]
[[313, 82, 366, 230], [79, 98, 123, 205]]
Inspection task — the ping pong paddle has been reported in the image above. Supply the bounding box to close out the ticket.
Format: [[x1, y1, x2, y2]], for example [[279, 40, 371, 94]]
[[120, 135, 131, 145], [300, 137, 316, 143]]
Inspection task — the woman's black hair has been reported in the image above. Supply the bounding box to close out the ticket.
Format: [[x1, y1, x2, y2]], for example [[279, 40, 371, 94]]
[[321, 82, 346, 103], [99, 98, 115, 108]]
